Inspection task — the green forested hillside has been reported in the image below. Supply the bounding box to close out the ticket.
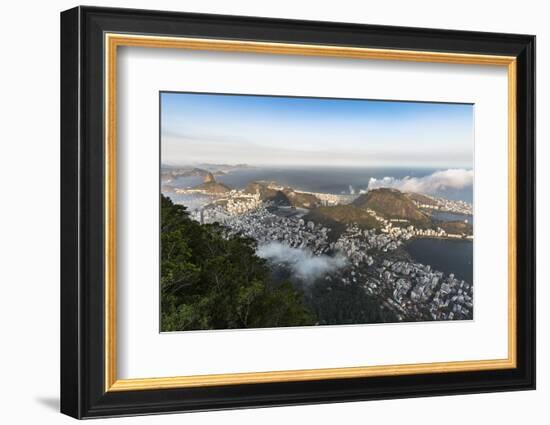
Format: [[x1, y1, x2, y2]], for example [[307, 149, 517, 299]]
[[305, 204, 382, 231], [353, 188, 432, 227], [160, 195, 313, 331]]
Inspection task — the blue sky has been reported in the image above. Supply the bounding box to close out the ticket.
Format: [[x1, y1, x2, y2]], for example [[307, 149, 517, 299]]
[[161, 92, 474, 167]]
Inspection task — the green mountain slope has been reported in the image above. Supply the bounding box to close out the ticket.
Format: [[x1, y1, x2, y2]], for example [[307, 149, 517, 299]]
[[160, 195, 313, 331], [244, 181, 321, 208], [353, 188, 432, 227], [305, 204, 381, 230]]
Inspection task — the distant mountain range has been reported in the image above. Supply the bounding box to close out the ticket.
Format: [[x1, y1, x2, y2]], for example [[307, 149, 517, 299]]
[[167, 172, 472, 237], [307, 188, 471, 235], [161, 167, 225, 180], [244, 181, 322, 209], [161, 163, 252, 177], [196, 163, 254, 172]]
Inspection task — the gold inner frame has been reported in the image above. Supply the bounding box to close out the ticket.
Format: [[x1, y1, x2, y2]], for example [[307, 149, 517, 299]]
[[104, 33, 517, 392]]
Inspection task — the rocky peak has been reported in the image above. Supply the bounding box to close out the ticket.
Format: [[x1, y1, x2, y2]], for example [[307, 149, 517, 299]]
[[203, 172, 216, 183]]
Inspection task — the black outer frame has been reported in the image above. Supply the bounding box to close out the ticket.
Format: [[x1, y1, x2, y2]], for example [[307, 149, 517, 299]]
[[60, 6, 536, 419]]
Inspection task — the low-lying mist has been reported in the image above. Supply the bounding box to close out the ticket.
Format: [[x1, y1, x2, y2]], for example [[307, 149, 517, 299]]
[[256, 242, 347, 283]]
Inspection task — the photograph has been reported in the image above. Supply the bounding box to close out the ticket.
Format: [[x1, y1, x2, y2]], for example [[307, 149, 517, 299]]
[[160, 92, 475, 331]]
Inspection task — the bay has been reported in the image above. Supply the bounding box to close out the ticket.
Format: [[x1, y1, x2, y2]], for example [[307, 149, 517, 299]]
[[405, 238, 473, 284]]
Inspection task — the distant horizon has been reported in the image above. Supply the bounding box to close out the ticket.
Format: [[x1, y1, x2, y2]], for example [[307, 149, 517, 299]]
[[161, 161, 473, 170], [161, 92, 474, 169]]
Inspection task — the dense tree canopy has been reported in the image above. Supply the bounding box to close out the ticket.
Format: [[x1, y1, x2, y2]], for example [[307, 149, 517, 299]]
[[160, 195, 313, 331]]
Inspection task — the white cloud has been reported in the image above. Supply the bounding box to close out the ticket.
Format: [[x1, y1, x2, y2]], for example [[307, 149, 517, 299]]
[[257, 242, 347, 282], [366, 169, 473, 194]]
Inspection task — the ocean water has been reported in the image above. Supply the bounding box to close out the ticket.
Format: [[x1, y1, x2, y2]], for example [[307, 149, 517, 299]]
[[431, 211, 474, 224], [166, 166, 474, 203], [406, 238, 473, 284]]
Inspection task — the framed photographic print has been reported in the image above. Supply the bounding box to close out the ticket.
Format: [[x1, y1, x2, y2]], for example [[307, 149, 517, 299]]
[[60, 6, 535, 419]]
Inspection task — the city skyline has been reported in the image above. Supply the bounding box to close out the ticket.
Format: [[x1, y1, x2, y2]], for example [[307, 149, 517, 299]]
[[161, 92, 474, 168]]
